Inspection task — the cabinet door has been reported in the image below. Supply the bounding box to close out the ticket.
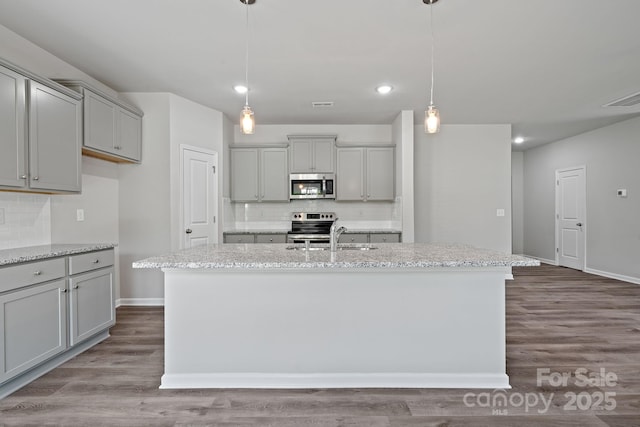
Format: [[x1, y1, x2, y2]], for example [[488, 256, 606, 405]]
[[231, 149, 259, 201], [83, 89, 117, 153], [0, 280, 67, 384], [366, 147, 395, 201], [69, 268, 115, 346], [261, 148, 289, 202], [336, 148, 364, 201], [117, 107, 142, 162], [28, 81, 82, 192], [312, 139, 334, 173], [0, 65, 27, 189], [290, 140, 313, 172]]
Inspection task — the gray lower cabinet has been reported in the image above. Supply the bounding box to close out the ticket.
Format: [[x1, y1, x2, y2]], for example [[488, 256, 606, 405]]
[[0, 60, 82, 193], [224, 233, 287, 244], [339, 232, 402, 243], [0, 249, 115, 389], [0, 260, 67, 384]]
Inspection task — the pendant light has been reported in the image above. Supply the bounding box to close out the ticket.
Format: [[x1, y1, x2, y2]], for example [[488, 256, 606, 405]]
[[424, 0, 440, 134], [240, 0, 255, 134]]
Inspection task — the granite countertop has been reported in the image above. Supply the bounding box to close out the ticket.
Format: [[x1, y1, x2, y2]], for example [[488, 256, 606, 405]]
[[133, 242, 539, 270], [223, 229, 402, 234], [0, 244, 117, 267]]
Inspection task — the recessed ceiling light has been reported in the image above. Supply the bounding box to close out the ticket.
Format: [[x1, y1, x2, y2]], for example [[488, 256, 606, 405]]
[[234, 85, 248, 94], [376, 85, 393, 95], [513, 137, 524, 144]]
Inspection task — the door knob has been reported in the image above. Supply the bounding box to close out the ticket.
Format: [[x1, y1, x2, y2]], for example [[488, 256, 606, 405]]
[[185, 229, 193, 234], [576, 223, 583, 227]]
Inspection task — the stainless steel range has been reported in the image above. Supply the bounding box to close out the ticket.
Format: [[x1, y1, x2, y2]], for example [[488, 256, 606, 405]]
[[287, 212, 336, 243]]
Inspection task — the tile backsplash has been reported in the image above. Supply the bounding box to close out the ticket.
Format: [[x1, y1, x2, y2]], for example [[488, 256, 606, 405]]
[[0, 193, 52, 250], [226, 198, 402, 231]]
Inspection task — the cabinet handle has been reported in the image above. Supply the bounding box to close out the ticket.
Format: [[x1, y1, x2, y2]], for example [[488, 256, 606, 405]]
[[185, 229, 193, 234], [92, 259, 100, 264], [33, 270, 42, 276], [73, 285, 79, 290], [20, 175, 27, 179], [33, 176, 39, 181]]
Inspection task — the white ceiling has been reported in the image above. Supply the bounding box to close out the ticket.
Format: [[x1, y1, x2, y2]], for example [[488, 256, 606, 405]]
[[1, 0, 639, 150]]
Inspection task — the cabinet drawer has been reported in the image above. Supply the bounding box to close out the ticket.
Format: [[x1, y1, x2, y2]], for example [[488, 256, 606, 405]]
[[0, 258, 66, 293], [255, 234, 286, 244], [339, 234, 369, 244], [68, 250, 114, 275], [224, 234, 255, 244], [370, 233, 401, 243]]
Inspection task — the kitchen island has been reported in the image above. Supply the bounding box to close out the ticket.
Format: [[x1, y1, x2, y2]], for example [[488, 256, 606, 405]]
[[133, 243, 538, 390]]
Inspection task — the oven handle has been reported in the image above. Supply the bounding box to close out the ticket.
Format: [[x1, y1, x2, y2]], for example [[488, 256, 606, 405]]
[[322, 178, 327, 197]]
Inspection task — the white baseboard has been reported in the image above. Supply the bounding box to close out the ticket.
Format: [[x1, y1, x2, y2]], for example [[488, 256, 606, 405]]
[[524, 255, 557, 266], [160, 372, 511, 390], [584, 268, 640, 285], [116, 298, 165, 307]]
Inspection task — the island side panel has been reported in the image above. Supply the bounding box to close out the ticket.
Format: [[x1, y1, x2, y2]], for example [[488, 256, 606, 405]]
[[161, 268, 508, 389]]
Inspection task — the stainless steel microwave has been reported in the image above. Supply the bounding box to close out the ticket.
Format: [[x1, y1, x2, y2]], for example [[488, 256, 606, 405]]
[[289, 173, 335, 200]]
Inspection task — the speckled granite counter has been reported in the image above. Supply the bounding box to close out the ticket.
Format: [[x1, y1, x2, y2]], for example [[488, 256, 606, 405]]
[[133, 242, 538, 270], [0, 244, 117, 267]]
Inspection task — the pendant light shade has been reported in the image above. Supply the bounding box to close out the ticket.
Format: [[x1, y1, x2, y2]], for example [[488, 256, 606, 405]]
[[425, 105, 440, 134], [424, 0, 441, 134], [241, 105, 255, 135], [240, 0, 255, 134]]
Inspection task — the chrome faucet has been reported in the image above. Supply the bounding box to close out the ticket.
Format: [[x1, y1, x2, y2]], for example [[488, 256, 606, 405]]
[[330, 219, 347, 252]]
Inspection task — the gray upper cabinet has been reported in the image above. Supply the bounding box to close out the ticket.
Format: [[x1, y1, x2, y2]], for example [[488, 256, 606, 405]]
[[57, 80, 143, 163], [0, 65, 26, 189], [28, 82, 82, 192], [231, 146, 289, 203], [336, 146, 395, 201], [0, 60, 82, 193], [288, 135, 335, 173]]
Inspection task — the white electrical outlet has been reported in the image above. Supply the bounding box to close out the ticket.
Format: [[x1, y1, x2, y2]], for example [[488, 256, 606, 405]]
[[76, 208, 85, 222], [617, 189, 628, 198], [0, 207, 5, 225], [496, 208, 505, 217]]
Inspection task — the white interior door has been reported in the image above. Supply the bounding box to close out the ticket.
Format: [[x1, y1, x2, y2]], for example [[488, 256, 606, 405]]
[[181, 146, 218, 249], [556, 167, 586, 270]]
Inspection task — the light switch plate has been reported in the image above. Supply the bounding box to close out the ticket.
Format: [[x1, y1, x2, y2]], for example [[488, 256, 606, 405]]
[[76, 208, 85, 222], [496, 208, 505, 217]]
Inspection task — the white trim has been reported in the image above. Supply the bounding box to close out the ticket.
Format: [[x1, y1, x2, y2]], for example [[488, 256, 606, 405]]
[[523, 255, 557, 266], [584, 268, 640, 285], [116, 298, 164, 307], [160, 372, 511, 390]]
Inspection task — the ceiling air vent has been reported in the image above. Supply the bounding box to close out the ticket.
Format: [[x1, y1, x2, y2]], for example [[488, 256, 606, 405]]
[[312, 101, 334, 108], [604, 91, 640, 107]]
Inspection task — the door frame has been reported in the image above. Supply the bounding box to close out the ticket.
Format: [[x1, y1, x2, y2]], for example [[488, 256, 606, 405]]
[[179, 144, 219, 249], [555, 165, 587, 269]]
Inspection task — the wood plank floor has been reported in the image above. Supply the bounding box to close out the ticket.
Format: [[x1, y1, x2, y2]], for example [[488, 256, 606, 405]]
[[1, 264, 639, 426]]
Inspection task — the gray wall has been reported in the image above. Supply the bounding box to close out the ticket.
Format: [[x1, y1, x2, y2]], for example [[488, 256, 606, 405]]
[[511, 152, 524, 254], [414, 124, 512, 253], [523, 116, 640, 282]]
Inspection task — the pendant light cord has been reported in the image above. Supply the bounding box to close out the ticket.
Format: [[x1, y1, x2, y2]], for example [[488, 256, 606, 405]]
[[429, 0, 435, 107], [244, 0, 250, 107]]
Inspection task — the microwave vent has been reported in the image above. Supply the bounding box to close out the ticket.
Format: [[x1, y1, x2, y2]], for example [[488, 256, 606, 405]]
[[312, 101, 334, 108]]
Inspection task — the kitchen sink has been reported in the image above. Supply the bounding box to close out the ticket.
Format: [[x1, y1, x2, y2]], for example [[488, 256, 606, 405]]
[[285, 244, 378, 251]]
